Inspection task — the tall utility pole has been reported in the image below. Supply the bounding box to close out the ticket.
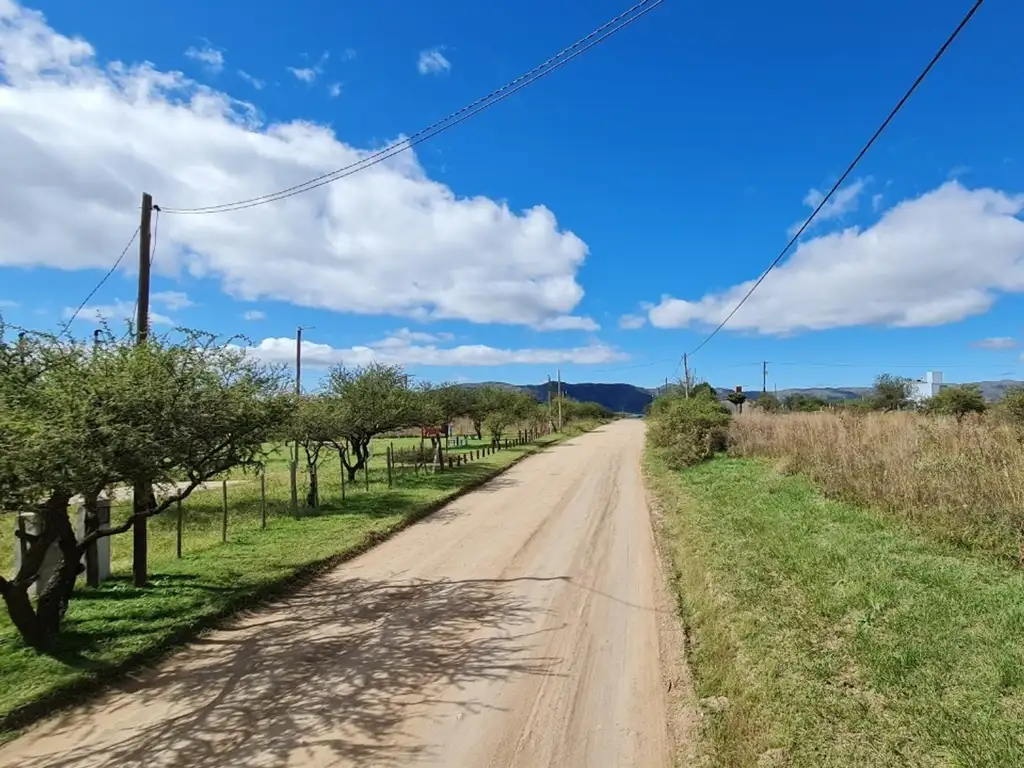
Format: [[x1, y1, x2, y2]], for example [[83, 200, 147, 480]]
[[556, 368, 563, 432], [683, 354, 691, 398], [133, 192, 154, 588], [762, 361, 768, 395], [547, 375, 552, 431], [290, 326, 312, 514]]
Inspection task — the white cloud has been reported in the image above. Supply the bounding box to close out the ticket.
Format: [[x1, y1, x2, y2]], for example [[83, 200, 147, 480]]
[[327, 82, 341, 98], [974, 336, 1016, 350], [245, 331, 625, 368], [184, 43, 224, 74], [62, 299, 173, 327], [0, 3, 589, 328], [287, 66, 317, 83], [618, 314, 646, 329], [0, 298, 18, 309], [152, 290, 193, 310], [417, 48, 451, 75], [532, 315, 599, 331], [788, 177, 870, 237], [243, 309, 265, 321], [237, 70, 264, 90], [647, 182, 1024, 335], [287, 51, 328, 83], [871, 193, 884, 212]]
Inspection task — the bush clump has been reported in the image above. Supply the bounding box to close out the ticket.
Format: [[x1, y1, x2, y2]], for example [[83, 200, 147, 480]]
[[646, 389, 731, 468]]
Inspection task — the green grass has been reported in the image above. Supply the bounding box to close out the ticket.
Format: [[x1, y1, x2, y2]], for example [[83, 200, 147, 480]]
[[645, 452, 1024, 768], [0, 424, 596, 739], [0, 432, 530, 578]]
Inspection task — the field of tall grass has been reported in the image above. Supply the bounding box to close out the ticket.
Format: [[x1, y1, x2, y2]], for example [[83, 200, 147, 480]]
[[730, 410, 1024, 561]]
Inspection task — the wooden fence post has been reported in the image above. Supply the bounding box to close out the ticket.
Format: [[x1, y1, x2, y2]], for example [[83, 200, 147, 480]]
[[289, 462, 298, 518], [221, 480, 228, 543], [364, 459, 370, 492], [260, 471, 267, 529], [312, 465, 320, 511], [339, 451, 346, 502], [387, 444, 393, 488], [176, 498, 183, 559]]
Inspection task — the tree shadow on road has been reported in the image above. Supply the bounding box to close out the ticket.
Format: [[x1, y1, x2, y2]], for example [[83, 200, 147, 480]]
[[16, 576, 563, 768]]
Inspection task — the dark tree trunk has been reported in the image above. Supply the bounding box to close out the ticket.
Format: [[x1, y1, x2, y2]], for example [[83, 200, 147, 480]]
[[343, 438, 370, 482], [0, 492, 78, 651], [1, 585, 41, 649], [473, 420, 483, 440], [306, 471, 319, 508]]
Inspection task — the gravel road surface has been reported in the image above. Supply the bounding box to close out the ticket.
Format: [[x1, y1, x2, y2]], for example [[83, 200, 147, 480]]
[[0, 420, 686, 767]]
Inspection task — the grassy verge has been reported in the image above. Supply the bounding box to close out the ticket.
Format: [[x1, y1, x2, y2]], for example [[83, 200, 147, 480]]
[[0, 423, 601, 739], [730, 411, 1024, 561], [645, 451, 1024, 768]]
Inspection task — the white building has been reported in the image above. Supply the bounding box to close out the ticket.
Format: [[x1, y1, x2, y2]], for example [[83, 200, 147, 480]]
[[913, 371, 943, 403]]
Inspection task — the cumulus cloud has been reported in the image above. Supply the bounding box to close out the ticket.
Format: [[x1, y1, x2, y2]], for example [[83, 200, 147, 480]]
[[787, 178, 870, 237], [62, 299, 173, 327], [973, 337, 1016, 350], [245, 330, 625, 368], [184, 43, 224, 73], [152, 290, 193, 310], [647, 182, 1024, 335], [0, 3, 589, 329], [618, 314, 646, 329], [243, 309, 265, 321], [532, 315, 599, 332], [417, 48, 451, 75]]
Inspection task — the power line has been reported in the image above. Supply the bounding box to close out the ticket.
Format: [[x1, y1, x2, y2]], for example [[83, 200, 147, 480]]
[[59, 225, 141, 336], [161, 0, 666, 215], [687, 0, 985, 358]]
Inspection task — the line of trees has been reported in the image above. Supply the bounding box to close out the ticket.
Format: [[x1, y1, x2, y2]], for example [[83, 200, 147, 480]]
[[0, 321, 612, 650]]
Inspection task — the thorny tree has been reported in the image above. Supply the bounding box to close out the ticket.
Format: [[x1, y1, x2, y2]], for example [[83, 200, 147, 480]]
[[415, 383, 474, 467], [328, 364, 418, 482], [0, 326, 292, 650], [288, 394, 346, 507]]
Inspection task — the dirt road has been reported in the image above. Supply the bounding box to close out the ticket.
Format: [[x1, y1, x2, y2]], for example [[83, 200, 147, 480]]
[[0, 420, 686, 768]]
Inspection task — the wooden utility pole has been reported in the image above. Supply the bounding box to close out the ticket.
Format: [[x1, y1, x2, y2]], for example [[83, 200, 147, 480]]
[[290, 326, 304, 514], [133, 192, 154, 588], [547, 375, 552, 431], [683, 354, 691, 398], [762, 361, 768, 395], [556, 368, 563, 432]]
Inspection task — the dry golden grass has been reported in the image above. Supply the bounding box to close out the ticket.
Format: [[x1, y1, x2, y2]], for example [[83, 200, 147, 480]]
[[730, 410, 1024, 561]]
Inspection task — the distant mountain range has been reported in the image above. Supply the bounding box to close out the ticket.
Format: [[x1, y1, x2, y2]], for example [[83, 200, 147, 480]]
[[464, 381, 656, 414], [465, 379, 1024, 414]]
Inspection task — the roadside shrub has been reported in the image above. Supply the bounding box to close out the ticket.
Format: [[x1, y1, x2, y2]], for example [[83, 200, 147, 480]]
[[647, 394, 731, 469]]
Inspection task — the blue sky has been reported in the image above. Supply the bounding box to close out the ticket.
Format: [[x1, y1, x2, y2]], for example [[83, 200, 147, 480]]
[[1, 0, 1023, 392]]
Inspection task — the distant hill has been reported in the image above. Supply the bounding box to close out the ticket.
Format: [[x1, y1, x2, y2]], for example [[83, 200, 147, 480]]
[[459, 378, 1024, 415], [719, 380, 1024, 403], [463, 381, 655, 414]]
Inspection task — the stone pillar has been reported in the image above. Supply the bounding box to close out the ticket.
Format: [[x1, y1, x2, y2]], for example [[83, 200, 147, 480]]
[[13, 511, 62, 598], [75, 499, 112, 587]]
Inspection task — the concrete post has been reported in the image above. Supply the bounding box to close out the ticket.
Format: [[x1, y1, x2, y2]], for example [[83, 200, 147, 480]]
[[13, 511, 62, 598], [75, 498, 112, 587]]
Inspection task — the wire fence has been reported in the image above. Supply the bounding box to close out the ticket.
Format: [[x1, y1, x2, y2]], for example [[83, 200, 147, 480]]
[[2, 429, 547, 578]]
